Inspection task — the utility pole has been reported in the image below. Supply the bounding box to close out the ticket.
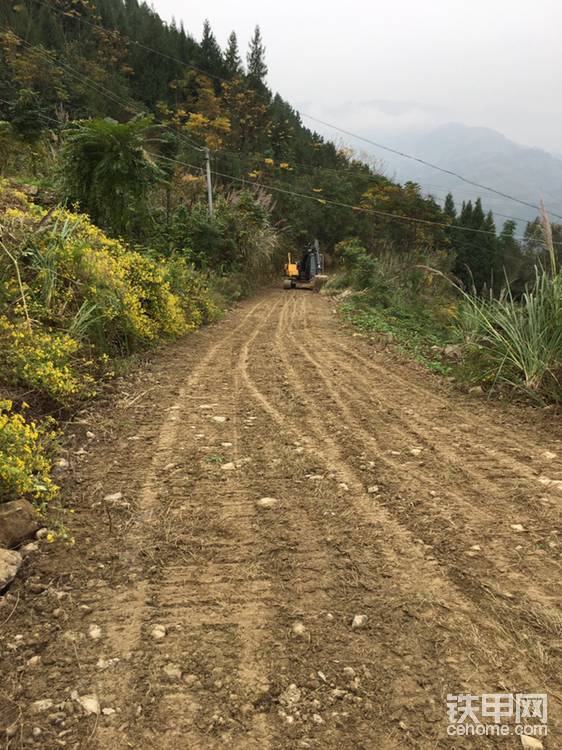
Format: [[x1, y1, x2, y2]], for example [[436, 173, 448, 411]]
[[204, 147, 214, 218]]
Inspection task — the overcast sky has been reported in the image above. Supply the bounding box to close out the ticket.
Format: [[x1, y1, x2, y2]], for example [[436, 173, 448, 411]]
[[152, 0, 562, 155]]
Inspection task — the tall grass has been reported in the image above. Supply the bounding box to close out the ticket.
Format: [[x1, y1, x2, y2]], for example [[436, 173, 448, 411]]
[[454, 205, 562, 400]]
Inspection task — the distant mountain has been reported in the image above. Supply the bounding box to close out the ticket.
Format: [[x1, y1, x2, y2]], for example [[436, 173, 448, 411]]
[[380, 123, 562, 227]]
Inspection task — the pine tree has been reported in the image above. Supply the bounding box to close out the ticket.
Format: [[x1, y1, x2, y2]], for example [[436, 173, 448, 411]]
[[224, 31, 242, 76], [471, 197, 485, 228], [444, 192, 456, 220], [199, 19, 224, 77], [247, 25, 268, 89]]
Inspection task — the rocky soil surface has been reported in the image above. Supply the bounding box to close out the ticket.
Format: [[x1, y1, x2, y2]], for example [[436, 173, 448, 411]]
[[1, 289, 560, 749]]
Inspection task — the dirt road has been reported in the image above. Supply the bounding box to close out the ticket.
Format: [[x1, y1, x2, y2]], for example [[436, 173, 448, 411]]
[[1, 289, 561, 749]]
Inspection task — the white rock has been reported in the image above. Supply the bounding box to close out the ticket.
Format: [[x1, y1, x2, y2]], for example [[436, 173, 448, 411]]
[[221, 442, 233, 448], [511, 524, 525, 532], [292, 622, 307, 637], [96, 657, 119, 670], [21, 542, 39, 556], [221, 462, 236, 471], [212, 416, 227, 423], [88, 624, 102, 640], [103, 492, 123, 504], [520, 737, 543, 750], [542, 451, 557, 460], [367, 485, 380, 494], [151, 624, 167, 640], [0, 548, 22, 590], [279, 684, 301, 707], [163, 663, 182, 679], [338, 483, 349, 491], [312, 713, 324, 724], [77, 694, 100, 715], [257, 497, 279, 509], [55, 458, 69, 470], [343, 666, 356, 677], [470, 545, 482, 551], [409, 448, 423, 457], [27, 655, 41, 667], [86, 431, 95, 440], [307, 474, 324, 481], [31, 699, 54, 713], [351, 614, 368, 630], [102, 708, 116, 716]]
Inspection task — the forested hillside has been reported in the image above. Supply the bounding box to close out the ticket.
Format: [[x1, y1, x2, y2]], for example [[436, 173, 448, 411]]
[[1, 0, 558, 272]]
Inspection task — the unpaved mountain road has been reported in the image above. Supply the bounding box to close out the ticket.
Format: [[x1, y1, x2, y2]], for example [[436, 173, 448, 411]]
[[1, 289, 561, 749]]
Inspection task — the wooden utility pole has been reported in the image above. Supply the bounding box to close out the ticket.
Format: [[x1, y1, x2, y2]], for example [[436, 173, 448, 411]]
[[205, 147, 214, 218]]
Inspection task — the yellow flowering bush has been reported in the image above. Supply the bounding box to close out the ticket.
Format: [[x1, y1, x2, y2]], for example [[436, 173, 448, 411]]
[[0, 317, 96, 403], [0, 182, 216, 408], [0, 400, 58, 505]]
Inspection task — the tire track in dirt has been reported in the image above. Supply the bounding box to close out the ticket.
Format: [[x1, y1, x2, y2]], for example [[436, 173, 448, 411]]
[[89, 298, 278, 750], [118, 298, 286, 750], [295, 296, 562, 602], [313, 307, 562, 482], [244, 292, 560, 740], [3, 290, 560, 749], [240, 293, 552, 729], [292, 290, 562, 651]]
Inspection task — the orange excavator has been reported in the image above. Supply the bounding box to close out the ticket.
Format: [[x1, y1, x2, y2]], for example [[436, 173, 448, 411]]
[[283, 240, 327, 291]]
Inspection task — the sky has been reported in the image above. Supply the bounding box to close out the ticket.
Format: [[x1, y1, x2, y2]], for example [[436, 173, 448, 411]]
[[151, 0, 562, 156]]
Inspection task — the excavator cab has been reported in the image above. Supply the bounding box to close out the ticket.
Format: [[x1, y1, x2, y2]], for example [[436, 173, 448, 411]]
[[283, 240, 327, 291]]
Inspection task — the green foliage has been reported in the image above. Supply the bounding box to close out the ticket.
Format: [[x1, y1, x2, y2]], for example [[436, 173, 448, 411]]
[[330, 237, 456, 372], [0, 400, 58, 506], [453, 266, 562, 400], [247, 26, 268, 90], [340, 300, 451, 374], [60, 116, 163, 236], [0, 183, 216, 406], [162, 190, 281, 282]]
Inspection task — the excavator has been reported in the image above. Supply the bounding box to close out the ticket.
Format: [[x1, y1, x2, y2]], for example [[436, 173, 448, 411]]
[[283, 239, 328, 291]]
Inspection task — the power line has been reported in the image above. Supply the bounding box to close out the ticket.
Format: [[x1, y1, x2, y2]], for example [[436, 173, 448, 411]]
[[0, 92, 552, 247], [0, 26, 205, 154], [18, 0, 561, 220], [2, 20, 557, 245], [299, 113, 562, 222], [149, 151, 559, 246]]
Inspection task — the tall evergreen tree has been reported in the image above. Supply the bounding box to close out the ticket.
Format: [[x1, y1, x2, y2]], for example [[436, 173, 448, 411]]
[[199, 19, 224, 77], [224, 31, 242, 75], [247, 25, 268, 89], [444, 192, 456, 220]]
